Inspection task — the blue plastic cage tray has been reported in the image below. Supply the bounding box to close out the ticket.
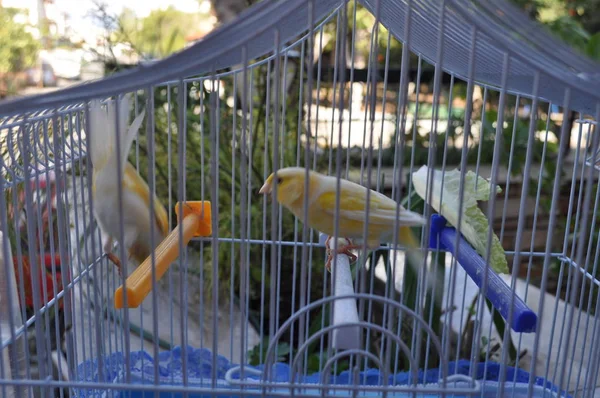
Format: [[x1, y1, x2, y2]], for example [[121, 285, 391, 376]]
[[74, 346, 571, 398]]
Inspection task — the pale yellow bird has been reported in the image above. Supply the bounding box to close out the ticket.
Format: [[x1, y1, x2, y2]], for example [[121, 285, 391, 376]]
[[258, 167, 427, 271], [88, 95, 169, 277]]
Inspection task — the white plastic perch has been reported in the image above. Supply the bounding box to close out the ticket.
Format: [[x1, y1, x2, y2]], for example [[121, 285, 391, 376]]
[[320, 233, 360, 350]]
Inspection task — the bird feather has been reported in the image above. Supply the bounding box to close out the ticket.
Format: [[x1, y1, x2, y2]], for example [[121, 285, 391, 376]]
[[315, 182, 426, 226], [123, 163, 170, 237]]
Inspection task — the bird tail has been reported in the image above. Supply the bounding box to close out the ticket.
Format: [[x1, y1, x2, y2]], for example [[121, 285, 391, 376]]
[[398, 225, 425, 268], [399, 226, 445, 307], [396, 208, 428, 227], [88, 94, 146, 178], [394, 208, 429, 282]]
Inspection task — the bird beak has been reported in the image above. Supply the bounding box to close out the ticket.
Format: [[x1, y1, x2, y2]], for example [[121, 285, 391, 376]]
[[259, 181, 272, 195]]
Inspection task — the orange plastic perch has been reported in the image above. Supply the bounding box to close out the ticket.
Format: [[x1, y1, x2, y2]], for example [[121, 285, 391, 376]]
[[114, 201, 212, 309]]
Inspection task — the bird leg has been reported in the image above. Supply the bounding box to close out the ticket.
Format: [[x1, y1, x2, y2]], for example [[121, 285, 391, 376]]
[[324, 236, 360, 272], [102, 237, 123, 277]]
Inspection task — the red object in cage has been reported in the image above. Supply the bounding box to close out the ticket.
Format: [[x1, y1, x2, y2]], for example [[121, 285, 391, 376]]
[[13, 252, 70, 311], [8, 170, 71, 314]]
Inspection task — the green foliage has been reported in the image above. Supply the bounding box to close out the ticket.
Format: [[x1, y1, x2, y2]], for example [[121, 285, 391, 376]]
[[584, 32, 600, 59], [480, 105, 560, 210], [0, 8, 40, 74], [545, 15, 592, 51], [510, 0, 600, 61], [318, 2, 404, 68], [510, 0, 544, 19], [247, 338, 291, 366], [567, 0, 600, 36], [115, 6, 208, 59]]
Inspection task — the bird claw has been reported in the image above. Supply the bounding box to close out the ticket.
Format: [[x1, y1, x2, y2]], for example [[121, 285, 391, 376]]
[[324, 236, 359, 273], [106, 252, 123, 278]]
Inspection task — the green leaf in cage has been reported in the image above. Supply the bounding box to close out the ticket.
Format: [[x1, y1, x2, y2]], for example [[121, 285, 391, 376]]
[[412, 166, 509, 274], [246, 337, 291, 366], [586, 32, 600, 60]]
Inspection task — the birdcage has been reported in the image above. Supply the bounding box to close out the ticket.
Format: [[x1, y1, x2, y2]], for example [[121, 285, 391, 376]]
[[1, 0, 600, 397]]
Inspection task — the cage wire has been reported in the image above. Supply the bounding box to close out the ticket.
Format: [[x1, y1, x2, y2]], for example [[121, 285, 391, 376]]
[[1, 0, 600, 397]]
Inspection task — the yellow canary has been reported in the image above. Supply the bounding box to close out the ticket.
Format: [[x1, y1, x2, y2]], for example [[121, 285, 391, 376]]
[[258, 167, 427, 271], [88, 94, 169, 276]]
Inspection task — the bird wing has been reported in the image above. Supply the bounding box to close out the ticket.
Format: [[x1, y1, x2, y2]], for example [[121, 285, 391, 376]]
[[88, 98, 114, 171], [315, 179, 426, 226], [124, 163, 170, 238], [119, 101, 145, 174], [88, 94, 145, 176]]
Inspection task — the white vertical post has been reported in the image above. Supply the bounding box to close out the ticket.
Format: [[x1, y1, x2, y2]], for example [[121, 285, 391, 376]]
[[320, 233, 360, 350]]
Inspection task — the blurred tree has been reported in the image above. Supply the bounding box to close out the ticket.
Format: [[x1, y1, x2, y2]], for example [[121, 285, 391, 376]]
[[510, 0, 600, 158], [0, 7, 40, 74], [208, 0, 251, 24], [116, 6, 208, 59], [569, 0, 600, 35], [509, 0, 543, 19], [510, 0, 600, 59]]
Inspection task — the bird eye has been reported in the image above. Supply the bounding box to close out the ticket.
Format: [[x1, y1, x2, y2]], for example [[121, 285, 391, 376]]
[[275, 176, 283, 185]]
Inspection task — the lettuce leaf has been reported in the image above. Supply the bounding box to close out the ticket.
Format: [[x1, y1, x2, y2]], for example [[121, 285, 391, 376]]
[[412, 166, 509, 274]]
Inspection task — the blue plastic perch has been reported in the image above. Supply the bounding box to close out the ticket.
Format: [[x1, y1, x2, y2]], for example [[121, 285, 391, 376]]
[[429, 214, 537, 333]]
